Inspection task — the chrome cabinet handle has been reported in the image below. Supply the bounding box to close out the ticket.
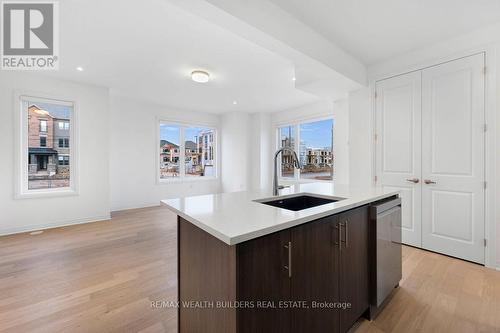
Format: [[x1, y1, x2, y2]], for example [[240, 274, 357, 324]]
[[344, 221, 348, 248], [284, 242, 292, 278], [424, 179, 436, 185], [338, 222, 344, 251], [406, 178, 420, 183], [335, 223, 342, 251]]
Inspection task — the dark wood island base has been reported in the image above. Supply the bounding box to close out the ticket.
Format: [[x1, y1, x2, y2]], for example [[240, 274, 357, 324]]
[[177, 199, 401, 333]]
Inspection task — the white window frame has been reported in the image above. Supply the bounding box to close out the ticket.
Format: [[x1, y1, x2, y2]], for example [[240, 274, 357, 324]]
[[14, 92, 79, 199], [156, 118, 218, 183], [275, 116, 334, 183]]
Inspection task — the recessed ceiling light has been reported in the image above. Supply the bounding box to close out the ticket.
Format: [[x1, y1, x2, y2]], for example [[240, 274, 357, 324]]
[[191, 70, 210, 83], [233, 100, 238, 105], [292, 77, 296, 81], [76, 66, 84, 72]]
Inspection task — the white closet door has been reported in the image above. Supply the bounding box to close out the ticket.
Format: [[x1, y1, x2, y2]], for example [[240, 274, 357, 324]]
[[421, 53, 485, 264], [375, 71, 422, 247]]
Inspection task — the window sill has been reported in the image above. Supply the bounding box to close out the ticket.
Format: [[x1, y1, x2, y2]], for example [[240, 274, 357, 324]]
[[157, 176, 218, 185], [15, 188, 78, 200]]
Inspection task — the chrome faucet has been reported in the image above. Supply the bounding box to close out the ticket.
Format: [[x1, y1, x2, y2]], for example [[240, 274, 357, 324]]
[[273, 147, 301, 196]]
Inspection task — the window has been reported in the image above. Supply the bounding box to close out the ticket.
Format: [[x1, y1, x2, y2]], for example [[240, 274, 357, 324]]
[[299, 119, 333, 180], [159, 122, 217, 180], [40, 120, 47, 132], [278, 125, 295, 179], [58, 121, 69, 130], [276, 118, 333, 181], [18, 95, 76, 196], [159, 124, 180, 178], [58, 156, 69, 166], [185, 127, 215, 177], [58, 138, 69, 148]]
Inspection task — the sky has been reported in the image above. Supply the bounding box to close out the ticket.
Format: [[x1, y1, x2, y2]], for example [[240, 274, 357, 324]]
[[281, 119, 333, 149], [160, 125, 209, 144], [31, 101, 71, 119]]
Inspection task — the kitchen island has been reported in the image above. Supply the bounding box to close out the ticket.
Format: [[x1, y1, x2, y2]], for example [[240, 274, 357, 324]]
[[161, 183, 401, 333]]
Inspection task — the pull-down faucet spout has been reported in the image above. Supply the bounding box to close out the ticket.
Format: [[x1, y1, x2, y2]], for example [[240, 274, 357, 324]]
[[273, 147, 301, 196]]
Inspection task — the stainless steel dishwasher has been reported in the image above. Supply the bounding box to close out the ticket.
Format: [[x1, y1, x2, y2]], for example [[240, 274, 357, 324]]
[[369, 196, 402, 318]]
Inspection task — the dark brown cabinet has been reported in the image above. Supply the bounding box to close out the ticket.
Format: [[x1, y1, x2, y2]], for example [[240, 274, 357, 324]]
[[178, 205, 372, 333], [236, 206, 369, 333], [237, 228, 291, 333], [338, 206, 370, 332], [290, 215, 340, 333]]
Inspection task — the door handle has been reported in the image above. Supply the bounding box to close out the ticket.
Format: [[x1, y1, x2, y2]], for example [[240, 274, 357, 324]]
[[424, 179, 436, 185], [406, 178, 420, 183], [284, 242, 292, 278]]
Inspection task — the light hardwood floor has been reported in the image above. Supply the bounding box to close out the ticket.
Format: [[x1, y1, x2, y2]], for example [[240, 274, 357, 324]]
[[1, 206, 499, 333]]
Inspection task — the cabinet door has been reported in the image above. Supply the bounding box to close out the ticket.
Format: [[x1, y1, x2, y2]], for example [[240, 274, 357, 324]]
[[291, 215, 340, 333], [237, 229, 291, 333], [338, 206, 369, 332]]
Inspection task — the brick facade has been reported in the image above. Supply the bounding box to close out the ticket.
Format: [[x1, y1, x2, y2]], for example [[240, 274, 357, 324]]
[[28, 105, 54, 148]]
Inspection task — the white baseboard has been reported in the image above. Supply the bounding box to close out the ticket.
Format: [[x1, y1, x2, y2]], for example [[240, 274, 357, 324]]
[[0, 214, 111, 237], [111, 202, 161, 213]]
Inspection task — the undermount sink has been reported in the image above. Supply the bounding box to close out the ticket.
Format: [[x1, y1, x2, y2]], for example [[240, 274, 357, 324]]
[[256, 194, 345, 211]]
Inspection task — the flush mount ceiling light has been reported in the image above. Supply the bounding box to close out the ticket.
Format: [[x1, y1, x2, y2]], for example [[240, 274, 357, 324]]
[[76, 66, 84, 72], [191, 70, 210, 83]]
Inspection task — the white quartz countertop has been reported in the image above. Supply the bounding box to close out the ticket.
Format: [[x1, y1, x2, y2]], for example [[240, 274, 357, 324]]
[[161, 183, 399, 245]]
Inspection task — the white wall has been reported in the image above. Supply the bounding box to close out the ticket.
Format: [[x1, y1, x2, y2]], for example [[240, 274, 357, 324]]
[[220, 111, 251, 192], [109, 94, 221, 211], [249, 112, 273, 191], [348, 24, 500, 268], [332, 99, 349, 185], [271, 100, 350, 184], [0, 72, 110, 235], [348, 87, 372, 188]]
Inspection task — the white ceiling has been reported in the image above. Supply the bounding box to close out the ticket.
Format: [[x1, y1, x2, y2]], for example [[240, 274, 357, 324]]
[[269, 0, 500, 65], [43, 0, 319, 114]]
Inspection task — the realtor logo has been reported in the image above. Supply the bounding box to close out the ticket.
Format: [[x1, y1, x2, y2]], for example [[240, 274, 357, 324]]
[[1, 1, 59, 70]]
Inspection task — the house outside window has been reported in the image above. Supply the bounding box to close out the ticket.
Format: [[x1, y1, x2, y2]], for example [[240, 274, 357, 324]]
[[276, 118, 334, 181], [16, 95, 77, 198], [159, 122, 217, 181]]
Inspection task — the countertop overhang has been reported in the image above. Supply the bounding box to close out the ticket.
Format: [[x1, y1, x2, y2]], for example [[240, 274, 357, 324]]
[[161, 183, 399, 245]]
